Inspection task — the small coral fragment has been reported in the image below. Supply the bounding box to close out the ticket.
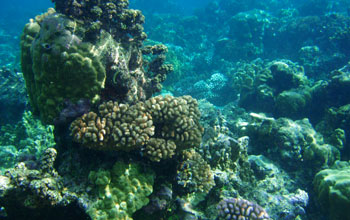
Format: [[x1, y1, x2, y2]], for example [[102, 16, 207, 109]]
[[217, 198, 270, 220]]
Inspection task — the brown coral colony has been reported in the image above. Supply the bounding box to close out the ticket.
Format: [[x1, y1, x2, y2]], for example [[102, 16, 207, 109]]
[[70, 95, 203, 161]]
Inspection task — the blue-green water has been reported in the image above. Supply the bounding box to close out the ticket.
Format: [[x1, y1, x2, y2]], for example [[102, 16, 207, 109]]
[[0, 0, 350, 220]]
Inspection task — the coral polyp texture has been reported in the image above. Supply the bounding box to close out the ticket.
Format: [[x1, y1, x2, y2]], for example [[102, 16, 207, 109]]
[[87, 161, 155, 220], [145, 95, 203, 151], [217, 198, 270, 220], [70, 95, 203, 161], [177, 149, 215, 193], [70, 100, 154, 151], [21, 2, 172, 124], [143, 138, 176, 162]]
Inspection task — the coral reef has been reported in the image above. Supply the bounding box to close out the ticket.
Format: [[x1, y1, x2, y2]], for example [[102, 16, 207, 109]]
[[246, 114, 340, 170], [70, 100, 154, 151], [87, 161, 155, 220], [20, 10, 106, 124], [247, 155, 309, 220], [316, 104, 350, 159], [189, 72, 234, 106], [0, 148, 82, 219], [21, 3, 173, 124], [237, 59, 311, 118], [200, 132, 251, 174], [0, 149, 155, 220], [143, 138, 176, 162], [142, 185, 172, 215], [217, 197, 270, 220], [0, 111, 55, 173], [5, 0, 350, 219]]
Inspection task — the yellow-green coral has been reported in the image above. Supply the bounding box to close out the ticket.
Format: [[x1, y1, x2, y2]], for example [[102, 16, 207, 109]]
[[87, 161, 154, 220], [21, 11, 106, 124]]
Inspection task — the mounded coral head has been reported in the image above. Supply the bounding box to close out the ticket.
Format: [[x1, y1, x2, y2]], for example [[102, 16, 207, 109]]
[[145, 95, 203, 151], [143, 138, 176, 162], [21, 11, 106, 124]]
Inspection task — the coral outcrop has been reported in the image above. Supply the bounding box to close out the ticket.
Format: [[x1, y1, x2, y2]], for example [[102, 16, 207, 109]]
[[21, 2, 173, 124]]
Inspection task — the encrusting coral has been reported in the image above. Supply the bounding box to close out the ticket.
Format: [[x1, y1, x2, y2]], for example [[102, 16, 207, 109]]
[[70, 95, 203, 161]]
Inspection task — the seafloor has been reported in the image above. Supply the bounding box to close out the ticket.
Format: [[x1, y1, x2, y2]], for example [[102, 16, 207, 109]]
[[1, 0, 350, 220]]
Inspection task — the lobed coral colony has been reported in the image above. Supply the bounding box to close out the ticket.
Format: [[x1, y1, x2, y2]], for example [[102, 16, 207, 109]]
[[70, 95, 203, 160]]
